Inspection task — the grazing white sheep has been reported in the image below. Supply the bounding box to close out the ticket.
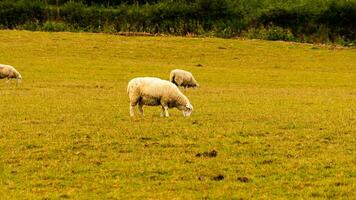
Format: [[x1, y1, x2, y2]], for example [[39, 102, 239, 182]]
[[0, 64, 22, 84], [170, 69, 199, 88], [127, 77, 193, 117]]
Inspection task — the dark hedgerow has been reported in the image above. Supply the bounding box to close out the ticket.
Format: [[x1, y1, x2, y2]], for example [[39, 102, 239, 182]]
[[0, 0, 354, 45], [0, 0, 46, 28], [317, 1, 356, 42]]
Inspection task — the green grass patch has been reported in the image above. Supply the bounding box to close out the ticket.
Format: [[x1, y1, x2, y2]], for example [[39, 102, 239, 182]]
[[0, 30, 355, 199]]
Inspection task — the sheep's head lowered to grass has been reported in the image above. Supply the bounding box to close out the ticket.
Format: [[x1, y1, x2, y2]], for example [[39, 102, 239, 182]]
[[180, 103, 193, 117]]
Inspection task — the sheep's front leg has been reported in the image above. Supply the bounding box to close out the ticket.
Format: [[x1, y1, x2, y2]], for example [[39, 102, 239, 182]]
[[161, 105, 169, 117]]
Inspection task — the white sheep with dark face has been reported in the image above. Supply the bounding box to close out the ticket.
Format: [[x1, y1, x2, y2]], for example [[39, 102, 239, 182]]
[[170, 69, 199, 88], [127, 77, 193, 117], [0, 64, 22, 84]]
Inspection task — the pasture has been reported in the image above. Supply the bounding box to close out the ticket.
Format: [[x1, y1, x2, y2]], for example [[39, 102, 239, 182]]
[[0, 30, 355, 199]]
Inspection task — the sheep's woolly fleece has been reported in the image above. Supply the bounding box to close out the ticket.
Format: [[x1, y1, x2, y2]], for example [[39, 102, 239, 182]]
[[127, 77, 193, 117], [170, 69, 199, 88], [0, 64, 22, 80]]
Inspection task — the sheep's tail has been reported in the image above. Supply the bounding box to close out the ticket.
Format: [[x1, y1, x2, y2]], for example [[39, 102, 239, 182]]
[[169, 72, 178, 86], [127, 79, 135, 94], [127, 84, 130, 94], [127, 80, 131, 94]]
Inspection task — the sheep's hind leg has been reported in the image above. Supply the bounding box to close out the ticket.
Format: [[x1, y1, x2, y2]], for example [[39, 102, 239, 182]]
[[138, 103, 144, 116], [130, 105, 135, 117], [129, 94, 141, 117], [130, 102, 137, 117], [160, 106, 165, 117]]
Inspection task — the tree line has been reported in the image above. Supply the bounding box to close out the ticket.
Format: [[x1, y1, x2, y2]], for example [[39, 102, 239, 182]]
[[0, 0, 355, 45]]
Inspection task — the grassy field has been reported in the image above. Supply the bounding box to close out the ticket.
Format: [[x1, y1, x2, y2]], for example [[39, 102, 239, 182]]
[[0, 30, 355, 199]]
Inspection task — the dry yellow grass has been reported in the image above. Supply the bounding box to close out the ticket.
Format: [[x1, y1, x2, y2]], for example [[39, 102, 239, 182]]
[[0, 30, 355, 199]]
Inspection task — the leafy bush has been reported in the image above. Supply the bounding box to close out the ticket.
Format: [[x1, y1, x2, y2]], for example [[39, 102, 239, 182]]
[[243, 26, 296, 41], [42, 21, 69, 32]]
